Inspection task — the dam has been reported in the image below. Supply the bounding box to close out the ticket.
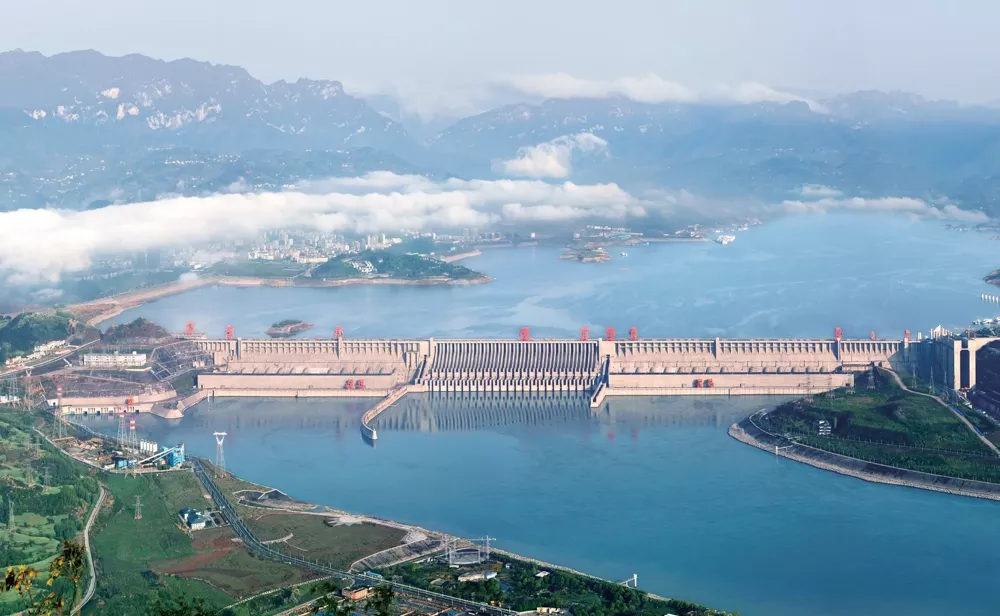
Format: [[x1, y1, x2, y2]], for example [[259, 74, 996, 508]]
[[183, 331, 944, 439]]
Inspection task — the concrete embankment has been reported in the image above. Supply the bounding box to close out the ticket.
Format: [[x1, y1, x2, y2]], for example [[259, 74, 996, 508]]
[[730, 417, 1000, 501], [439, 249, 482, 263]]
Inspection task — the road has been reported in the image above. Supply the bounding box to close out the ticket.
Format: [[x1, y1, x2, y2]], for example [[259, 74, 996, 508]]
[[190, 458, 515, 616], [884, 369, 1000, 455], [71, 483, 107, 615]]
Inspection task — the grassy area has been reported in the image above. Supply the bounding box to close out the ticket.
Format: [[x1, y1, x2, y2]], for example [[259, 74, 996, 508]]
[[0, 408, 101, 615], [311, 250, 483, 281], [763, 369, 1000, 482], [244, 513, 405, 571], [767, 370, 991, 452], [85, 471, 232, 615], [382, 554, 727, 616], [207, 463, 407, 571], [150, 526, 318, 598], [204, 260, 308, 278]]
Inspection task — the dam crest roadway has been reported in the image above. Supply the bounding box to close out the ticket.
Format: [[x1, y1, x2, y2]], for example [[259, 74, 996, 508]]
[[150, 329, 989, 441], [54, 330, 993, 441]]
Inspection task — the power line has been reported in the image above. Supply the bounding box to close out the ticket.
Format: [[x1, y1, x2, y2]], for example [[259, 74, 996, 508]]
[[213, 432, 227, 477]]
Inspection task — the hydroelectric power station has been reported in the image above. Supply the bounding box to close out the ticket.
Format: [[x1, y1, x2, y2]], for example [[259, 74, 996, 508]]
[[173, 327, 994, 440]]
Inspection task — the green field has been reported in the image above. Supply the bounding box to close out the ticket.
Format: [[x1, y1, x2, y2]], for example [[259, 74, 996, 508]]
[[0, 408, 101, 615], [383, 554, 727, 616], [85, 471, 233, 615], [204, 260, 309, 278], [208, 464, 407, 572], [763, 369, 1000, 481], [86, 469, 353, 615], [245, 513, 405, 571], [311, 250, 482, 281]]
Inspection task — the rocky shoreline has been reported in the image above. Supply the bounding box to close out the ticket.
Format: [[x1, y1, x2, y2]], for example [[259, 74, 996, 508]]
[[729, 419, 1000, 502]]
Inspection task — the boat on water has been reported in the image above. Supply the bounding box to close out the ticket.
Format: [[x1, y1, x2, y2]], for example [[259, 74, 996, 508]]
[[715, 234, 736, 245], [620, 251, 628, 257]]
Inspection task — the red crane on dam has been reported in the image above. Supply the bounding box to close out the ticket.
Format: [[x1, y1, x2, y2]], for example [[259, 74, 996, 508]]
[[580, 327, 590, 341], [870, 330, 877, 341], [834, 326, 843, 341], [606, 327, 616, 341], [185, 321, 195, 337], [629, 327, 638, 341], [225, 325, 235, 340], [334, 325, 344, 339], [519, 327, 531, 341]]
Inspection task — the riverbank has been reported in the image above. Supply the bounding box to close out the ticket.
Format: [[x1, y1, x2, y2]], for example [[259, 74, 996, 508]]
[[439, 249, 482, 263], [66, 273, 492, 326], [729, 416, 1000, 501]]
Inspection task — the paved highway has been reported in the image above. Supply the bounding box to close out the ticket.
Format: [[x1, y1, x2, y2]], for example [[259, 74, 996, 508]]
[[71, 483, 107, 615], [190, 458, 515, 616]]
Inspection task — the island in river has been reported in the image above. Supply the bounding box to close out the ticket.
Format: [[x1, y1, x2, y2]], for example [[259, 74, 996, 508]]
[[266, 319, 314, 338], [64, 252, 490, 327]]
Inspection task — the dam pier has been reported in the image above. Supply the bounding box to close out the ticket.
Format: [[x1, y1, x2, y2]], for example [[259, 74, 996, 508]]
[[178, 330, 956, 440]]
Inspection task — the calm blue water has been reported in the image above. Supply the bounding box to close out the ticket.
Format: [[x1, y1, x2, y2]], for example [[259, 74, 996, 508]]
[[107, 213, 997, 339], [95, 213, 1000, 616]]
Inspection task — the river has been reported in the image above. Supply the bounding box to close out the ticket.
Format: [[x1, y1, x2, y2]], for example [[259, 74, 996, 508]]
[[92, 213, 1000, 615]]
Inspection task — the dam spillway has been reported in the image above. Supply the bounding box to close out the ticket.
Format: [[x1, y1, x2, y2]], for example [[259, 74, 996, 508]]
[[192, 335, 918, 398], [171, 334, 940, 439]]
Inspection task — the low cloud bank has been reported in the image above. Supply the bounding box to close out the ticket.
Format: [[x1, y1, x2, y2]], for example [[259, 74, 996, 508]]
[[776, 196, 988, 222], [0, 173, 640, 282], [502, 73, 827, 113], [496, 133, 608, 178], [0, 170, 986, 284], [798, 184, 843, 198]]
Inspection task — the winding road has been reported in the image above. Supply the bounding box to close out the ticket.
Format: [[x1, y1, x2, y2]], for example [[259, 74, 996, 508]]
[[71, 484, 107, 615], [884, 369, 1000, 455]]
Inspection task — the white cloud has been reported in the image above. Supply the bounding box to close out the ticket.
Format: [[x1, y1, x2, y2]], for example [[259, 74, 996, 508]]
[[0, 172, 644, 283], [503, 73, 828, 113], [775, 196, 988, 222], [496, 133, 608, 178], [798, 184, 843, 198]]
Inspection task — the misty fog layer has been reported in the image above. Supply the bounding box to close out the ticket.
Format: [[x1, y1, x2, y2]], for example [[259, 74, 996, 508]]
[[0, 138, 987, 284]]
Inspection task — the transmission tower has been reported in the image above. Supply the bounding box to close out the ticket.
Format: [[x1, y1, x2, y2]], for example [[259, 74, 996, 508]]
[[213, 432, 227, 477], [24, 465, 33, 488], [0, 376, 20, 408], [117, 414, 128, 449], [134, 496, 142, 520], [42, 467, 50, 490], [126, 417, 140, 452], [7, 501, 13, 535], [477, 536, 496, 561]]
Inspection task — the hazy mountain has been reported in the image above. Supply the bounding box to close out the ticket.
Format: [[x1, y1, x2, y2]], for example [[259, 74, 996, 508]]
[[428, 95, 1000, 208], [0, 49, 417, 156], [5, 48, 1000, 217]]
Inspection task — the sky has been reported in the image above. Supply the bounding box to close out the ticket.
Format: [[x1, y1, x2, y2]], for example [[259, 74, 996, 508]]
[[3, 0, 999, 114]]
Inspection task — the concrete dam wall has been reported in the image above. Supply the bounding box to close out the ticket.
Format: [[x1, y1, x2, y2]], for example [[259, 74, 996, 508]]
[[194, 335, 918, 397]]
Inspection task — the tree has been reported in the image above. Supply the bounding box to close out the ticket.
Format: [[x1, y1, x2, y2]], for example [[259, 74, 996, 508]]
[[365, 584, 395, 616], [150, 596, 217, 616], [0, 540, 85, 616]]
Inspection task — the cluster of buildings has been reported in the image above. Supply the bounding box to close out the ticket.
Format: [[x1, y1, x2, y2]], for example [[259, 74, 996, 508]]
[[2, 340, 68, 369], [81, 352, 147, 369]]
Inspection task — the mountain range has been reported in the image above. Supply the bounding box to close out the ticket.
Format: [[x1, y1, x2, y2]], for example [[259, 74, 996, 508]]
[[3, 49, 1000, 217]]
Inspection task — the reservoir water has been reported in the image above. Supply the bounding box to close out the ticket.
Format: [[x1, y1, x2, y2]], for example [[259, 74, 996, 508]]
[[96, 213, 1000, 615]]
